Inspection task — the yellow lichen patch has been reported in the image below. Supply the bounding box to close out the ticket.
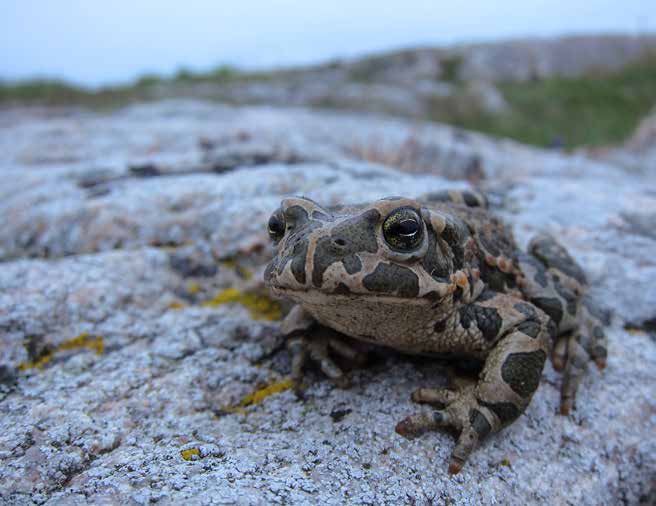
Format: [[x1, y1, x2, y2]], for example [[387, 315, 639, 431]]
[[18, 353, 53, 371], [168, 301, 186, 310], [201, 288, 281, 321], [18, 332, 104, 370], [239, 378, 294, 406], [59, 332, 104, 355], [180, 447, 201, 461], [223, 378, 294, 414]]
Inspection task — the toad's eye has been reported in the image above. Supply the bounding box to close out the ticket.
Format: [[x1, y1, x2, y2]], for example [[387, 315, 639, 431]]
[[382, 208, 423, 251], [267, 211, 286, 242]]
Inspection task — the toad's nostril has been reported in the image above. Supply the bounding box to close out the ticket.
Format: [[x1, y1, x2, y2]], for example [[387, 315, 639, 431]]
[[333, 238, 347, 247]]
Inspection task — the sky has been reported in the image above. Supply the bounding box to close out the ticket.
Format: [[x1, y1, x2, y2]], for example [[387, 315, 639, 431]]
[[1, 0, 653, 87]]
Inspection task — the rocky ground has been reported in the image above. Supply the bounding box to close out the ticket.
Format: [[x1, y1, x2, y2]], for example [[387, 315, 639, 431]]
[[0, 101, 655, 505]]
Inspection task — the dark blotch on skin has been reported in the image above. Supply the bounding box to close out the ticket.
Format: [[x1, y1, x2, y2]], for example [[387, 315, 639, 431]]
[[434, 319, 447, 333], [290, 240, 309, 284], [479, 262, 508, 293], [518, 252, 548, 288], [514, 302, 537, 320], [505, 273, 517, 289], [514, 303, 542, 339], [533, 266, 548, 288], [554, 281, 578, 316], [517, 320, 541, 339], [459, 304, 503, 341], [479, 399, 520, 426], [530, 237, 587, 285], [463, 191, 482, 208], [312, 209, 380, 287], [362, 263, 419, 297], [333, 283, 351, 295], [531, 296, 564, 326], [501, 350, 547, 398], [342, 255, 362, 275], [469, 409, 491, 438]]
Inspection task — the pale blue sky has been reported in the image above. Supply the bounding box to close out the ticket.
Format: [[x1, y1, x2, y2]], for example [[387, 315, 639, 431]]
[[1, 0, 653, 86]]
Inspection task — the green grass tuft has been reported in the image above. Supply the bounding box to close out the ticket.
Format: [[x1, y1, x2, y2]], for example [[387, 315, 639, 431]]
[[427, 56, 656, 148]]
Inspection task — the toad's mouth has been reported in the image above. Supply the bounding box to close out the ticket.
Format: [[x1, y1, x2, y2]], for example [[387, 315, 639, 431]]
[[269, 286, 444, 305]]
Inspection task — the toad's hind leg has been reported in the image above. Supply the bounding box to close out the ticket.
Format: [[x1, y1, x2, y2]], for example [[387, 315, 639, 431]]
[[518, 233, 609, 414], [396, 294, 550, 474]]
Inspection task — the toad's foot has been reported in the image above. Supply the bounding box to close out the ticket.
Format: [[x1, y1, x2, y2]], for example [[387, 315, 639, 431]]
[[396, 295, 550, 474], [395, 386, 492, 475], [288, 333, 367, 396], [551, 302, 608, 415], [280, 305, 367, 397]]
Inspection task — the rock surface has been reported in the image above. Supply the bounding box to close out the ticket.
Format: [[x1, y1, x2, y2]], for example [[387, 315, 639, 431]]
[[590, 106, 656, 175], [0, 101, 655, 505]]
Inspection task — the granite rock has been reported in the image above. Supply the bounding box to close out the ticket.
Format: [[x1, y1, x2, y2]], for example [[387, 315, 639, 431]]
[[0, 101, 654, 505]]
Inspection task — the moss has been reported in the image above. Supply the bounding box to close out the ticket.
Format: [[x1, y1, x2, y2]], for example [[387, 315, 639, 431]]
[[180, 447, 201, 461], [18, 332, 104, 370], [202, 288, 281, 321]]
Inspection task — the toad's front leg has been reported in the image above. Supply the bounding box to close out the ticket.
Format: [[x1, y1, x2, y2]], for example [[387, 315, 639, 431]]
[[281, 305, 366, 395], [395, 295, 551, 474]]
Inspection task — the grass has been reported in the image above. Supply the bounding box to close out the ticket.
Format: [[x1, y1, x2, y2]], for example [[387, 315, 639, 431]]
[[0, 79, 145, 108], [0, 64, 243, 108], [427, 56, 656, 148]]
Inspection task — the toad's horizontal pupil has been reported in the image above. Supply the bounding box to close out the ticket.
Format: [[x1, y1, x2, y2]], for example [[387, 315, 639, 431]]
[[396, 219, 418, 236]]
